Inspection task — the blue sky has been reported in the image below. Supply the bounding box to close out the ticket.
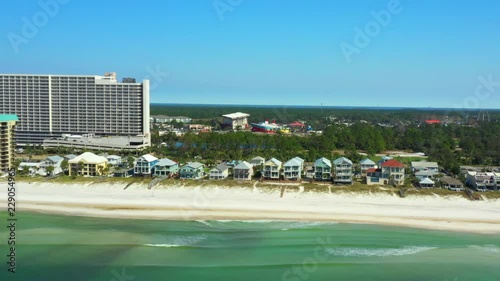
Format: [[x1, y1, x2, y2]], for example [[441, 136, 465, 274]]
[[1, 0, 499, 108]]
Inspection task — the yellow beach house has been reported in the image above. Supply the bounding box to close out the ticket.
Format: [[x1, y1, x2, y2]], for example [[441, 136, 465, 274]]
[[69, 152, 108, 176]]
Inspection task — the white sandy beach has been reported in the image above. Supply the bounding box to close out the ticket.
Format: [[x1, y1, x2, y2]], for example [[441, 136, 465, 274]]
[[4, 181, 500, 234]]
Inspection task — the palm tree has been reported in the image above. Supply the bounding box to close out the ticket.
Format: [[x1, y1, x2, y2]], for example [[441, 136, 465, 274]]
[[78, 161, 84, 176]]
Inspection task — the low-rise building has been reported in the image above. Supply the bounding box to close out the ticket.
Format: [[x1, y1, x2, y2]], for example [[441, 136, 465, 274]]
[[134, 154, 159, 176], [419, 178, 435, 188], [314, 157, 332, 181], [411, 161, 439, 173], [154, 158, 179, 177], [249, 156, 265, 167], [43, 134, 149, 151], [234, 161, 253, 181], [367, 159, 405, 186], [222, 112, 250, 130], [210, 163, 229, 180], [180, 162, 205, 179], [39, 155, 64, 176], [360, 158, 376, 175], [263, 158, 282, 180], [442, 176, 464, 191], [283, 157, 304, 180], [466, 171, 499, 191], [106, 155, 123, 166], [333, 157, 353, 184], [69, 152, 108, 177], [381, 159, 405, 186]]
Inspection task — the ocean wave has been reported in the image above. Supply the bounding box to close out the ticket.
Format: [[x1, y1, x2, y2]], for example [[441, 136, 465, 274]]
[[326, 246, 437, 257], [144, 244, 183, 248], [196, 220, 212, 227], [468, 245, 500, 253], [285, 221, 338, 229], [145, 234, 207, 248]]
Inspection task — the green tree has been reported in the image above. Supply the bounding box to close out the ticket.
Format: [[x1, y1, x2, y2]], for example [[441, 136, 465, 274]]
[[46, 166, 55, 176]]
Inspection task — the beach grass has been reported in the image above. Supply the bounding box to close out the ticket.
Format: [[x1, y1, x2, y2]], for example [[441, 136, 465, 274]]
[[11, 175, 500, 199]]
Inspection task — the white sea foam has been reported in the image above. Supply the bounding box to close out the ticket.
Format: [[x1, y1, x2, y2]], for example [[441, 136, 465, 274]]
[[196, 220, 212, 227], [468, 245, 500, 253], [145, 234, 207, 248], [144, 244, 182, 248], [326, 246, 437, 257]]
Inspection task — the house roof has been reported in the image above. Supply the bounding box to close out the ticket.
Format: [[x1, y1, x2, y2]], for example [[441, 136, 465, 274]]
[[366, 168, 379, 173], [442, 176, 463, 186], [415, 170, 440, 177], [212, 163, 229, 172], [64, 154, 77, 160], [69, 152, 108, 164], [284, 158, 302, 167], [266, 158, 282, 166], [333, 157, 353, 165], [360, 158, 376, 165], [419, 178, 435, 184], [222, 112, 250, 119], [155, 158, 177, 166], [314, 157, 332, 167], [0, 114, 19, 122], [381, 156, 393, 161], [234, 161, 253, 170], [184, 162, 204, 169], [411, 161, 439, 169], [140, 154, 158, 162], [381, 159, 405, 168], [46, 155, 63, 163], [425, 120, 441, 124], [107, 155, 122, 159], [251, 156, 265, 161], [293, 156, 305, 163]]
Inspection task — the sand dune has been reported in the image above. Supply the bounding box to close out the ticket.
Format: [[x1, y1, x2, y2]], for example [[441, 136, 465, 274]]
[[5, 182, 500, 234]]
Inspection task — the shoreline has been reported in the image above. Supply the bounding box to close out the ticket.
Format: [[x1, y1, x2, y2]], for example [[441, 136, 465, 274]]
[[5, 182, 500, 234]]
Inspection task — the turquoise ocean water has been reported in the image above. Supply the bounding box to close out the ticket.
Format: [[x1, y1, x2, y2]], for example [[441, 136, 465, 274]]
[[1, 212, 499, 281]]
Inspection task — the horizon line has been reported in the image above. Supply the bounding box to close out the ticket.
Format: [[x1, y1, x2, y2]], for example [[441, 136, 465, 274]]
[[151, 102, 500, 111]]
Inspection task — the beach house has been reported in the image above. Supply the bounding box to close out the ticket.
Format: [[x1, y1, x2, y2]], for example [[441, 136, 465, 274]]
[[283, 157, 304, 180], [314, 157, 332, 181], [68, 152, 108, 177], [39, 155, 64, 176], [134, 154, 159, 176], [381, 159, 406, 186], [106, 155, 123, 166], [366, 159, 405, 186], [418, 178, 435, 188], [411, 161, 439, 173], [442, 176, 464, 191], [333, 157, 353, 184], [263, 158, 282, 180], [180, 162, 205, 179], [233, 161, 253, 180], [249, 156, 265, 167], [210, 163, 229, 180], [360, 158, 376, 175], [154, 158, 179, 177], [466, 171, 499, 191]]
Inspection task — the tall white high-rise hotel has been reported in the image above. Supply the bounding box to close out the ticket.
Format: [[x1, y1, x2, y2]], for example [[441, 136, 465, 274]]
[[0, 73, 150, 146]]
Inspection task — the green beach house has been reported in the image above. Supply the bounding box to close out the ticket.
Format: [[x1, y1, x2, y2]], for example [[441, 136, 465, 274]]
[[180, 162, 205, 179]]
